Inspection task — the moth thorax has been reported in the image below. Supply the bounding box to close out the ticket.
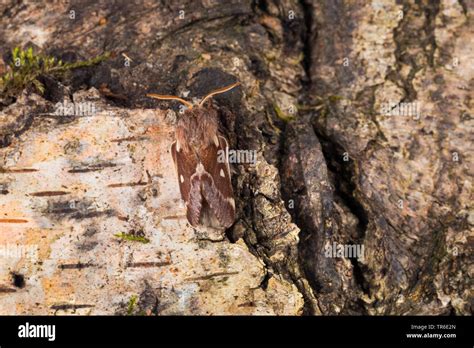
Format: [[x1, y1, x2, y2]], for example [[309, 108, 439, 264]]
[[178, 107, 219, 149]]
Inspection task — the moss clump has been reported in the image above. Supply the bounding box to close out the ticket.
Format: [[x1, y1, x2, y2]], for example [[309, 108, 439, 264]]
[[126, 294, 148, 316], [126, 295, 138, 315], [0, 46, 109, 100], [273, 103, 296, 122], [114, 232, 150, 244]]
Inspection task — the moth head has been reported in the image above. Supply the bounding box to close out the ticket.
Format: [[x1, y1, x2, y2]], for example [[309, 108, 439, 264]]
[[146, 81, 240, 113]]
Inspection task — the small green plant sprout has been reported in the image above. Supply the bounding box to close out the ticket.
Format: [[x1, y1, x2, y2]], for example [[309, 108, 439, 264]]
[[0, 46, 109, 99], [297, 95, 345, 111], [126, 295, 138, 315], [295, 95, 346, 119], [273, 103, 296, 122], [114, 232, 150, 244]]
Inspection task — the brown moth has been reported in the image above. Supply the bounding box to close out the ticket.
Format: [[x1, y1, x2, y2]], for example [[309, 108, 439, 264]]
[[147, 82, 240, 229]]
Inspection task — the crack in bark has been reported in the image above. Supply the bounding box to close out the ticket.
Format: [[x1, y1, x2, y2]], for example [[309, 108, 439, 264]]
[[390, 1, 441, 102], [300, 0, 315, 87]]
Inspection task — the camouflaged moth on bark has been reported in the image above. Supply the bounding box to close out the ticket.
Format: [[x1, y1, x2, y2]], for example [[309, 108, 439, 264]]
[[147, 82, 240, 229]]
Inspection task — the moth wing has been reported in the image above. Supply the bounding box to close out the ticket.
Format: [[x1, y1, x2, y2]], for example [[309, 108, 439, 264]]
[[171, 141, 202, 226], [187, 174, 203, 226], [200, 135, 235, 228]]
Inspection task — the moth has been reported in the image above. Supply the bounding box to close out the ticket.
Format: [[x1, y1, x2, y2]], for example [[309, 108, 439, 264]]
[[147, 82, 240, 229]]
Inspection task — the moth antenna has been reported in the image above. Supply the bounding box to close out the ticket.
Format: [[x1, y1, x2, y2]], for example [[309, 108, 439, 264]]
[[146, 93, 193, 109], [198, 82, 241, 107]]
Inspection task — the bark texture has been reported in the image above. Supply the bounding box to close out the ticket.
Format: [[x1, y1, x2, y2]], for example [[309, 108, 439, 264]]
[[0, 0, 472, 315]]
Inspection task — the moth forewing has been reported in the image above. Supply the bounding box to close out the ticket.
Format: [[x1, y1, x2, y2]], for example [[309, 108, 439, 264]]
[[187, 173, 203, 226], [219, 136, 232, 185], [171, 140, 193, 203], [199, 133, 235, 228]]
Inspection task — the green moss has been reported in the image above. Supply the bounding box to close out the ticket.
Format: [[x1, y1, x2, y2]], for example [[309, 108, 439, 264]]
[[0, 46, 109, 99], [114, 232, 150, 244], [273, 103, 295, 122], [297, 95, 345, 110], [295, 95, 345, 123], [327, 95, 344, 102], [126, 295, 138, 315]]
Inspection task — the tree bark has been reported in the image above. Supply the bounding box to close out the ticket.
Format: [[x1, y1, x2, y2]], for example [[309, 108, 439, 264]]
[[0, 0, 471, 315]]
